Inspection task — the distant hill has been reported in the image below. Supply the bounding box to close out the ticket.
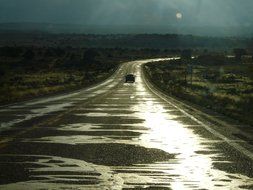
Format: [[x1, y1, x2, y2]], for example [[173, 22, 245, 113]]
[[0, 32, 251, 50], [0, 22, 253, 37]]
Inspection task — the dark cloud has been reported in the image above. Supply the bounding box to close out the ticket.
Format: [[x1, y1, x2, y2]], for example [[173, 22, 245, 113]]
[[0, 0, 252, 27]]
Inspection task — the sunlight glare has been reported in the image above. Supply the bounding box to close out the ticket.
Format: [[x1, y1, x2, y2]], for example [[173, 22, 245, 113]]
[[176, 12, 183, 20]]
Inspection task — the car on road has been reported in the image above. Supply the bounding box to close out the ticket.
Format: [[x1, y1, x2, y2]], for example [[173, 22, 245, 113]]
[[125, 74, 135, 83]]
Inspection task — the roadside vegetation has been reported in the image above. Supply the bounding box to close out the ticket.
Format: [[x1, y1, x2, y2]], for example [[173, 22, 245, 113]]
[[0, 46, 169, 104], [145, 52, 253, 126]]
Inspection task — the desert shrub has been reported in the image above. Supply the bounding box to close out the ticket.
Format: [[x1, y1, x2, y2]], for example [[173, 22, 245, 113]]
[[0, 64, 7, 78], [226, 87, 238, 95], [0, 46, 23, 57], [202, 70, 219, 81], [233, 48, 247, 61], [23, 49, 35, 60], [196, 54, 227, 65], [219, 73, 237, 83], [239, 95, 253, 113], [191, 83, 209, 91]]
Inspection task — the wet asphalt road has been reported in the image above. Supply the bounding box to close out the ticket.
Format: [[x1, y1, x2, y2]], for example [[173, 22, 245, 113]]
[[0, 58, 253, 190]]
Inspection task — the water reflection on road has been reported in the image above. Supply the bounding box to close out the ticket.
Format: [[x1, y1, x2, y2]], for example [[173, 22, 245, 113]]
[[0, 60, 253, 189], [130, 74, 251, 189]]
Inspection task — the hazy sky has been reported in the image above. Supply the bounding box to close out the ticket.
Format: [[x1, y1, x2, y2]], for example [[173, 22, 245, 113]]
[[0, 0, 252, 27]]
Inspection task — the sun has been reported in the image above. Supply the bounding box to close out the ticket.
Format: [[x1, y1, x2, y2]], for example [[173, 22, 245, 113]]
[[176, 12, 183, 20]]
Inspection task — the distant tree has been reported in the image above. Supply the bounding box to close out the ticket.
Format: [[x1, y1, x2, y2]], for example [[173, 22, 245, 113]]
[[181, 49, 192, 60], [0, 46, 22, 57], [54, 48, 65, 57], [233, 48, 247, 61], [203, 49, 208, 54], [83, 49, 99, 64], [69, 53, 76, 60], [44, 49, 54, 57], [23, 49, 35, 60], [0, 65, 6, 79], [196, 54, 227, 65], [107, 53, 113, 58]]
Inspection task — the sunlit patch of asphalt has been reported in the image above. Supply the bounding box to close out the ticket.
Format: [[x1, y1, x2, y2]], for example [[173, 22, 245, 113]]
[[1, 58, 253, 189]]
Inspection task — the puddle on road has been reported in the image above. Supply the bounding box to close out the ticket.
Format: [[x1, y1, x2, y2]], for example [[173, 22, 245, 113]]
[[22, 135, 140, 145], [75, 112, 128, 117], [0, 154, 122, 190], [59, 123, 148, 132], [0, 102, 73, 132], [31, 103, 73, 115], [75, 112, 153, 118]]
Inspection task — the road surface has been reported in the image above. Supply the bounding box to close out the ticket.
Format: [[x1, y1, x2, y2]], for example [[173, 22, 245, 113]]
[[0, 58, 253, 190]]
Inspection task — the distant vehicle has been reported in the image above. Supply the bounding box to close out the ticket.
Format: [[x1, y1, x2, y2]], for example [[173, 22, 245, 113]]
[[125, 74, 135, 83]]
